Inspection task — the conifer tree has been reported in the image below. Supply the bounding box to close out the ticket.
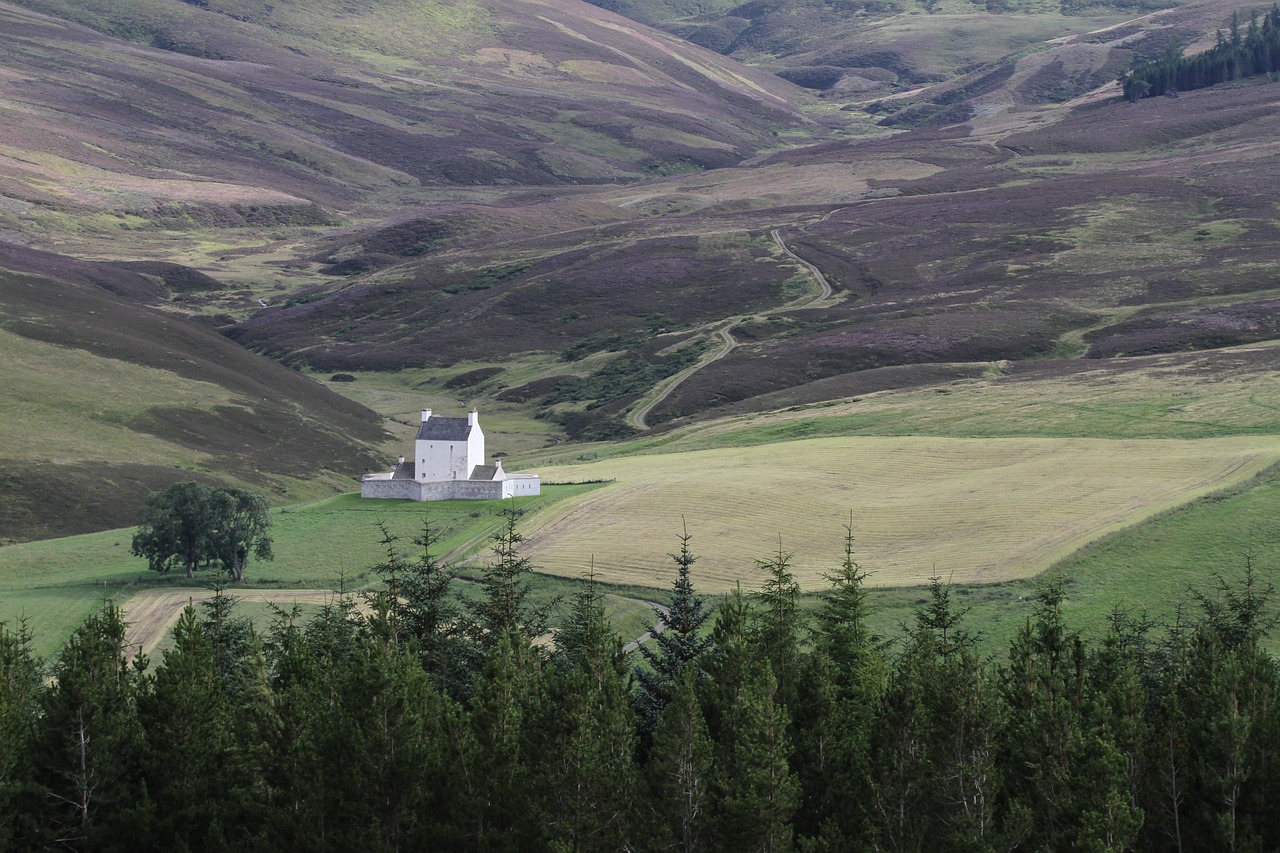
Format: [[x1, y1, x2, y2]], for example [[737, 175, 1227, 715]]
[[1145, 610, 1193, 853], [371, 515, 472, 697], [35, 604, 149, 849], [402, 515, 470, 688], [794, 521, 884, 846], [459, 632, 543, 851], [331, 643, 463, 850], [699, 587, 751, 745], [635, 527, 714, 739], [367, 520, 408, 649], [258, 604, 330, 848], [553, 567, 610, 667], [536, 575, 639, 851], [1176, 565, 1280, 850], [645, 671, 715, 853], [200, 580, 259, 700], [470, 503, 551, 650], [868, 579, 1005, 852], [0, 620, 42, 849], [1089, 609, 1154, 846], [813, 519, 883, 691], [999, 582, 1141, 851], [138, 604, 244, 849], [866, 626, 931, 852], [701, 590, 800, 853], [750, 540, 802, 709]]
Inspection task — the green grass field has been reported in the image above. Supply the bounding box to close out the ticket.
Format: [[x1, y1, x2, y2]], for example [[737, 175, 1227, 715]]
[[314, 360, 576, 456], [7, 451, 1280, 662], [0, 485, 600, 657]]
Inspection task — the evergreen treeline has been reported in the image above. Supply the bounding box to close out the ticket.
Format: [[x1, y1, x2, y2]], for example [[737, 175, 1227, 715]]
[[1123, 7, 1280, 100], [3, 508, 1280, 851]]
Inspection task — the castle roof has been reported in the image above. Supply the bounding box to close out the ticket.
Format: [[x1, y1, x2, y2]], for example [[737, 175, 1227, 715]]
[[469, 464, 499, 481], [416, 416, 471, 442], [391, 460, 416, 480]]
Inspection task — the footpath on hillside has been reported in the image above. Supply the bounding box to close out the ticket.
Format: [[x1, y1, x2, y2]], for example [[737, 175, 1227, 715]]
[[627, 228, 839, 431]]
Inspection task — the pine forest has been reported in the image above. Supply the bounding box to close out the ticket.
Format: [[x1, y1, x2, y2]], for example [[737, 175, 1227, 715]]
[[2, 509, 1278, 851]]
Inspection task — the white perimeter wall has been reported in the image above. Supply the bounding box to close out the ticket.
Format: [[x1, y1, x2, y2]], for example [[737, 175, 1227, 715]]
[[362, 474, 540, 501]]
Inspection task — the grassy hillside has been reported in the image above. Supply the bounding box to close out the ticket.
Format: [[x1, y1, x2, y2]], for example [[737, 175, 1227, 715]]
[[0, 264, 388, 543], [0, 0, 819, 543], [5, 0, 1280, 571]]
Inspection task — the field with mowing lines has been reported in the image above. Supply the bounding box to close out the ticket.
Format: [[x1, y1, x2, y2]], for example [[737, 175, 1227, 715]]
[[522, 436, 1280, 592], [856, 459, 1280, 656]]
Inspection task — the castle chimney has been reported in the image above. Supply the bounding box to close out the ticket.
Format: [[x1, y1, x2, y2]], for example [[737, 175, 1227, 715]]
[[421, 409, 432, 423], [467, 410, 478, 426], [398, 456, 405, 465], [494, 457, 503, 470]]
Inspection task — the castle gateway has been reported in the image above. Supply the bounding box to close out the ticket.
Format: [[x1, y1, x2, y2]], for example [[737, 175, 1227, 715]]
[[361, 409, 540, 501]]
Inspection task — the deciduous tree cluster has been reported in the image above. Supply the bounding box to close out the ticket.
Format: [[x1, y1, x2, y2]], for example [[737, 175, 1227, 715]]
[[130, 482, 273, 582], [4, 509, 1280, 851]]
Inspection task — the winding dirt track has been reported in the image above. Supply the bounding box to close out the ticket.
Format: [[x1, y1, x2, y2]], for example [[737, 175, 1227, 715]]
[[623, 603, 669, 653], [628, 228, 837, 430], [769, 228, 834, 303], [630, 320, 742, 431], [123, 588, 671, 659], [123, 588, 348, 658]]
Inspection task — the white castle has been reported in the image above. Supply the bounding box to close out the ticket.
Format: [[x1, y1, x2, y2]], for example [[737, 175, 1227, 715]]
[[361, 409, 541, 501]]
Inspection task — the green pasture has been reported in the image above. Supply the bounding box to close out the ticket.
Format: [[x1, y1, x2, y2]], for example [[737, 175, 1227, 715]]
[[0, 485, 600, 657], [8, 343, 1280, 661], [6, 460, 1280, 663], [315, 356, 602, 455]]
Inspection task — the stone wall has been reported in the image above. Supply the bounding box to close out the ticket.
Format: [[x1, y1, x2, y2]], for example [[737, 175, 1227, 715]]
[[419, 480, 508, 501], [361, 478, 508, 501], [362, 474, 541, 501], [360, 478, 422, 501]]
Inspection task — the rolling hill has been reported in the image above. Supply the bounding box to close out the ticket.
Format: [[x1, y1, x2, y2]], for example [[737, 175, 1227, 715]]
[[0, 246, 388, 543], [5, 0, 1280, 553], [0, 0, 806, 264], [0, 0, 810, 541], [224, 39, 1280, 439]]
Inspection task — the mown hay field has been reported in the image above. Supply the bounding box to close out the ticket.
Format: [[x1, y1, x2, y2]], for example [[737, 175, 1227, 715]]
[[524, 435, 1280, 592]]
